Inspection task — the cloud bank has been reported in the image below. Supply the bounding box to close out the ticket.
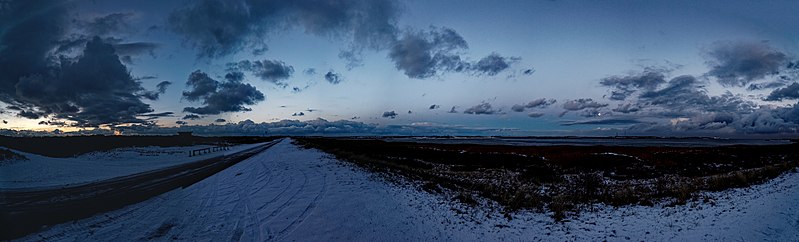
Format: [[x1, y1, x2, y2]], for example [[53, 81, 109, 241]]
[[705, 41, 789, 87], [182, 70, 265, 115], [463, 102, 500, 115], [168, 0, 519, 79]]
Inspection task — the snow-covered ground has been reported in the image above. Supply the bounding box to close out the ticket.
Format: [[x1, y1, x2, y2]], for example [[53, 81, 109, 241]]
[[0, 142, 267, 190], [17, 139, 799, 241]]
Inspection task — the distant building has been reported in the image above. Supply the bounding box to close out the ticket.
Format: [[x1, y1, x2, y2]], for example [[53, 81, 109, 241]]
[[177, 131, 193, 137]]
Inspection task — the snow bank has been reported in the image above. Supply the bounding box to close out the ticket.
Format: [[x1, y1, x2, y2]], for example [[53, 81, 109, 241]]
[[18, 139, 799, 241], [0, 142, 267, 189]]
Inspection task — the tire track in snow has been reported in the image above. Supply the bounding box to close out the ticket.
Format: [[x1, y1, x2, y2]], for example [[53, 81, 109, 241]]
[[259, 158, 312, 239], [274, 165, 328, 241], [229, 159, 260, 241]]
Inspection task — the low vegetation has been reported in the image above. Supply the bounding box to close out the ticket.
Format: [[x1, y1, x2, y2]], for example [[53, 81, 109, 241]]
[[297, 137, 799, 221]]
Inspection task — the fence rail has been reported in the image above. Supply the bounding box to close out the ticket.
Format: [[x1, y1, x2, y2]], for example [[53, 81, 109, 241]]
[[189, 145, 230, 157]]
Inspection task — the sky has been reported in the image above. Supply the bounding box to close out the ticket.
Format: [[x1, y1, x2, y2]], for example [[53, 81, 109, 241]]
[[1, 0, 799, 137]]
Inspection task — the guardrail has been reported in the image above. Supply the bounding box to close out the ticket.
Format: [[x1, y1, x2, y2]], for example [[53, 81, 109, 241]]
[[189, 145, 230, 157]]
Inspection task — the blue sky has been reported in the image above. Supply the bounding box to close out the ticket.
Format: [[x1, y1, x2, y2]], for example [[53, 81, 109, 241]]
[[1, 0, 799, 136]]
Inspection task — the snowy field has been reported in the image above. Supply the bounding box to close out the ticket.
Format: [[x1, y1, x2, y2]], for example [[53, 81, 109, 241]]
[[0, 142, 267, 189], [16, 138, 799, 241]]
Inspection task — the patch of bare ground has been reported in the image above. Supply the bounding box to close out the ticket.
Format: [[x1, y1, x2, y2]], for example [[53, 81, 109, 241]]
[[295, 137, 799, 221]]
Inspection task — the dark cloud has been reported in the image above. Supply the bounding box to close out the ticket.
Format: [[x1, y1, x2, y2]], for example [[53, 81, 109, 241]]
[[55, 37, 159, 64], [338, 49, 364, 69], [291, 84, 312, 93], [0, 0, 67, 104], [765, 83, 799, 101], [636, 81, 756, 125], [303, 68, 316, 75], [138, 91, 161, 101], [82, 13, 135, 36], [175, 120, 187, 125], [38, 120, 67, 126], [168, 0, 516, 79], [636, 75, 757, 115], [386, 27, 520, 79], [139, 112, 174, 118], [600, 70, 666, 100], [511, 98, 556, 112], [53, 16, 160, 63], [228, 60, 294, 86], [0, 3, 165, 127], [324, 71, 342, 84], [214, 118, 226, 123], [463, 102, 500, 115], [448, 106, 458, 113], [11, 37, 156, 126], [705, 41, 789, 87], [638, 75, 707, 107], [168, 0, 400, 59], [523, 68, 535, 75], [579, 109, 604, 118], [526, 98, 557, 108], [382, 111, 397, 119], [592, 66, 799, 134], [527, 112, 544, 118], [182, 114, 202, 120], [292, 112, 305, 117], [612, 103, 642, 114], [389, 27, 469, 79], [167, 0, 270, 58], [17, 110, 43, 119], [137, 75, 158, 80], [112, 42, 159, 57], [562, 98, 608, 111], [156, 81, 172, 93], [779, 103, 799, 124], [472, 53, 517, 76], [625, 111, 786, 134], [747, 81, 785, 91], [600, 69, 757, 116], [182, 70, 265, 115], [736, 109, 798, 134], [429, 104, 440, 110], [181, 71, 218, 101], [139, 81, 173, 101]]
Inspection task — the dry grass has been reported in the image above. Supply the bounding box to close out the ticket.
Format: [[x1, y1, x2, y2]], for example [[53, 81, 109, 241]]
[[296, 137, 799, 221]]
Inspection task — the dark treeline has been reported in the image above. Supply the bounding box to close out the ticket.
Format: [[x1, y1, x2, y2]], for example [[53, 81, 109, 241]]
[[0, 135, 282, 158]]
